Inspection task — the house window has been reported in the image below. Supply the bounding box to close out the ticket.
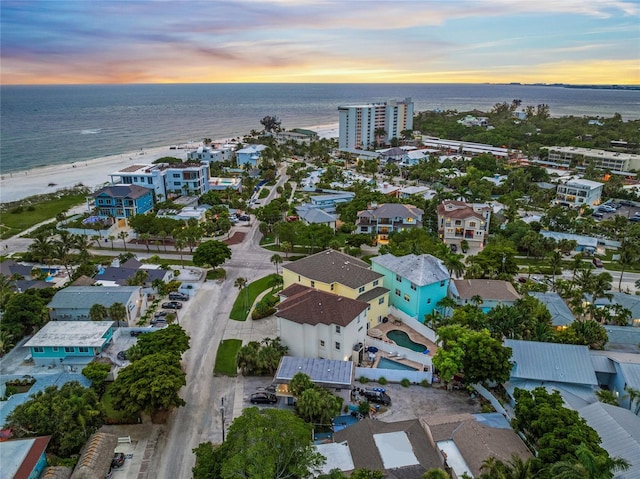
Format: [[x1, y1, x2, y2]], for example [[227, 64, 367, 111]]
[[427, 298, 431, 304], [335, 342, 341, 350], [331, 284, 335, 291], [359, 286, 365, 293], [411, 283, 417, 291], [379, 297, 385, 304], [320, 340, 325, 347], [172, 173, 180, 178], [373, 280, 379, 287], [440, 280, 445, 287], [335, 325, 341, 334], [79, 347, 89, 353], [470, 221, 476, 228], [311, 281, 315, 288], [455, 220, 462, 226], [52, 347, 59, 352], [33, 347, 44, 353], [404, 294, 410, 302], [396, 274, 402, 282], [64, 347, 75, 353], [395, 289, 401, 296]]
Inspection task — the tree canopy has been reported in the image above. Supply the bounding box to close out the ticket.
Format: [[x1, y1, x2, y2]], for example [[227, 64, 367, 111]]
[[193, 240, 232, 269], [128, 324, 190, 360]]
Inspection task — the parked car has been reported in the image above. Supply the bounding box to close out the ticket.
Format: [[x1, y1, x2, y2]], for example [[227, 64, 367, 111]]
[[153, 311, 167, 318], [117, 351, 127, 360], [151, 317, 167, 325], [629, 216, 640, 222], [250, 392, 278, 404], [598, 205, 615, 213], [517, 276, 528, 283], [450, 244, 458, 253], [169, 292, 189, 301], [593, 257, 604, 268], [361, 389, 391, 406], [239, 215, 250, 221], [130, 330, 147, 337], [620, 200, 634, 206], [591, 212, 604, 220], [111, 453, 125, 468], [162, 301, 182, 309]]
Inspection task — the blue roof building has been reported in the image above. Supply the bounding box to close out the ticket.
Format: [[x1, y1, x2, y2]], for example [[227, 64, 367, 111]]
[[91, 184, 154, 219]]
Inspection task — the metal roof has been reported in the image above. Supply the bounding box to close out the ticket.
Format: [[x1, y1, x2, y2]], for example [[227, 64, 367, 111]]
[[528, 292, 576, 327], [48, 286, 140, 309], [299, 208, 336, 224], [505, 339, 598, 386], [24, 321, 113, 348], [619, 363, 640, 390], [590, 353, 616, 374], [274, 356, 353, 388], [505, 379, 597, 410], [371, 254, 449, 286], [579, 402, 640, 479]]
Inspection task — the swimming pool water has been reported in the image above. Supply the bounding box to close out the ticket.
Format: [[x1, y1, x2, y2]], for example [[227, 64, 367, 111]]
[[386, 329, 428, 352], [377, 357, 419, 371]]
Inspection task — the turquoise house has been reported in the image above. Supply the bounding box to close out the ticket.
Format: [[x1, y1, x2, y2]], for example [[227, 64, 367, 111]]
[[371, 253, 450, 323], [236, 144, 267, 167], [24, 321, 114, 368], [0, 436, 51, 479], [91, 184, 154, 219]]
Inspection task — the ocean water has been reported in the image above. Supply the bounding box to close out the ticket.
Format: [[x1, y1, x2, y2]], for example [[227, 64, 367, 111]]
[[1, 83, 638, 174]]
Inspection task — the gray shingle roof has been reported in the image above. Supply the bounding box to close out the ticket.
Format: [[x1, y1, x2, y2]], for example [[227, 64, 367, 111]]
[[48, 286, 140, 309], [452, 279, 520, 302], [274, 356, 353, 388], [283, 249, 382, 289], [299, 208, 336, 224], [357, 286, 390, 303], [92, 184, 151, 199], [371, 254, 449, 286], [579, 402, 640, 479], [363, 203, 423, 220], [529, 292, 576, 327], [505, 339, 598, 386], [276, 286, 368, 327]]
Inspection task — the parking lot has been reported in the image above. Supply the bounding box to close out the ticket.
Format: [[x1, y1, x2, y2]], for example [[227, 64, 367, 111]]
[[593, 201, 640, 222]]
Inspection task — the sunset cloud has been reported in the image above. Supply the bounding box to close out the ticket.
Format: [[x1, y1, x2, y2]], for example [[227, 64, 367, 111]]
[[1, 0, 638, 84]]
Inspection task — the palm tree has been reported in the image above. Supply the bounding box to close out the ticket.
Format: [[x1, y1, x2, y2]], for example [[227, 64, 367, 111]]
[[117, 231, 129, 251], [269, 274, 283, 291], [29, 234, 53, 268], [139, 233, 151, 252], [435, 296, 457, 319], [108, 302, 127, 327], [108, 235, 115, 250], [0, 330, 15, 357], [595, 389, 618, 406], [175, 238, 186, 267], [281, 241, 293, 258], [422, 469, 449, 479], [547, 250, 563, 291], [234, 277, 248, 315], [480, 453, 534, 479], [617, 243, 639, 292], [549, 443, 629, 479], [89, 304, 108, 321], [470, 295, 484, 307], [624, 386, 640, 414], [442, 252, 465, 279], [52, 240, 72, 277], [72, 234, 92, 261], [270, 254, 283, 275]]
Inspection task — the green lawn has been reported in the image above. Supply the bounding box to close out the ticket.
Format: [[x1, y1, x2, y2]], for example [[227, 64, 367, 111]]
[[229, 274, 280, 321], [1, 192, 87, 239], [213, 339, 242, 376]]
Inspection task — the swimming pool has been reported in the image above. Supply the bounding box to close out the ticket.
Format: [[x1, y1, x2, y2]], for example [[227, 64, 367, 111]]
[[377, 357, 419, 371], [386, 329, 428, 353]]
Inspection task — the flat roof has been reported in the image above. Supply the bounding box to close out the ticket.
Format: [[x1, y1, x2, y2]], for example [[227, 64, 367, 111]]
[[24, 321, 113, 348], [274, 356, 353, 388], [315, 442, 355, 474], [373, 431, 419, 469], [0, 436, 51, 479]]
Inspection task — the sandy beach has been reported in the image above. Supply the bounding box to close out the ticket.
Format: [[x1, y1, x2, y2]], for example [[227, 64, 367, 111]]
[[0, 123, 338, 204]]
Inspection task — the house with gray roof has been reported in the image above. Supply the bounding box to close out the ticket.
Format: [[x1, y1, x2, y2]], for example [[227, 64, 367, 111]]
[[298, 208, 337, 230], [504, 339, 598, 410], [371, 253, 449, 322], [589, 292, 640, 326], [24, 321, 114, 367], [48, 285, 143, 324], [450, 279, 520, 313], [283, 250, 389, 328], [276, 285, 369, 361], [0, 259, 34, 279], [356, 203, 423, 244], [528, 292, 576, 327], [90, 184, 154, 219], [591, 350, 640, 410], [579, 402, 640, 479], [94, 258, 172, 287]]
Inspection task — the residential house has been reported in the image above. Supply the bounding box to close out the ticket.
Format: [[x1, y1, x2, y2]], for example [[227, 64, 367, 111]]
[[94, 258, 172, 287], [338, 98, 414, 149], [0, 259, 53, 292], [282, 249, 389, 328], [0, 436, 51, 479], [356, 203, 423, 244], [590, 350, 640, 410], [504, 339, 599, 410], [163, 162, 210, 196], [108, 163, 168, 199], [588, 292, 640, 326], [556, 178, 604, 208], [539, 231, 600, 253], [187, 145, 234, 163], [436, 200, 491, 249], [236, 144, 268, 167], [23, 321, 115, 367], [309, 192, 355, 212], [401, 149, 439, 167], [156, 205, 210, 223], [208, 177, 242, 192], [578, 402, 640, 479], [90, 185, 154, 219], [298, 208, 337, 230], [276, 285, 368, 361], [70, 432, 118, 479], [48, 286, 143, 323], [397, 185, 432, 199], [422, 413, 531, 478], [528, 292, 576, 328], [449, 279, 520, 313], [378, 147, 406, 165], [370, 254, 449, 321], [327, 418, 440, 477]]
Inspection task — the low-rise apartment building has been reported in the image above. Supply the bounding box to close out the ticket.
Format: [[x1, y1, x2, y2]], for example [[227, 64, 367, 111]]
[[545, 146, 640, 173], [556, 178, 604, 207], [436, 200, 491, 249]]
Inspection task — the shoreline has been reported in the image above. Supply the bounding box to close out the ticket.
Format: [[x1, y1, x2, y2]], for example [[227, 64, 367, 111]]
[[0, 123, 339, 204]]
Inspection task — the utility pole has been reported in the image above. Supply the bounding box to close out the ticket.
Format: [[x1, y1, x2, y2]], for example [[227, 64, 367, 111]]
[[219, 398, 225, 442]]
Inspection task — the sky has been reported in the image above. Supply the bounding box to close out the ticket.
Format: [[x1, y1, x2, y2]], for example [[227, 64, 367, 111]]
[[1, 0, 639, 85]]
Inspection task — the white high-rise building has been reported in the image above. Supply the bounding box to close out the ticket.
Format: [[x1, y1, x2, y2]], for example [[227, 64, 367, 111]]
[[338, 98, 414, 149]]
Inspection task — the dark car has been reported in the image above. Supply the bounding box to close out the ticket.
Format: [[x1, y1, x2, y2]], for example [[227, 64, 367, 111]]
[[361, 390, 391, 406], [169, 292, 189, 301], [629, 216, 640, 222], [450, 244, 458, 253], [153, 311, 167, 318], [116, 351, 127, 361], [130, 330, 147, 337], [161, 301, 183, 309], [239, 215, 250, 221], [151, 317, 167, 325], [250, 392, 278, 404], [593, 257, 604, 268], [111, 452, 125, 468]]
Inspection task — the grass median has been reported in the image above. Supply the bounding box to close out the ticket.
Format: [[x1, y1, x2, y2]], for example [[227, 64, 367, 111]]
[[214, 339, 242, 376], [229, 273, 280, 321]]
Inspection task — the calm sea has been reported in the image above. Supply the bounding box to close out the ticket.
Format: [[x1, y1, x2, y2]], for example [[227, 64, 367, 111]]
[[1, 83, 638, 174]]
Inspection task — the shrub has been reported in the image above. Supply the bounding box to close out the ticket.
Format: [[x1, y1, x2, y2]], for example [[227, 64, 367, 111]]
[[400, 378, 411, 388], [358, 376, 370, 384], [378, 376, 388, 385], [420, 379, 431, 388]]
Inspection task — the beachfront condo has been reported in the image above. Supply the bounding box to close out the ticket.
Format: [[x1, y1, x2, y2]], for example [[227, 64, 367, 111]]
[[338, 98, 414, 150]]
